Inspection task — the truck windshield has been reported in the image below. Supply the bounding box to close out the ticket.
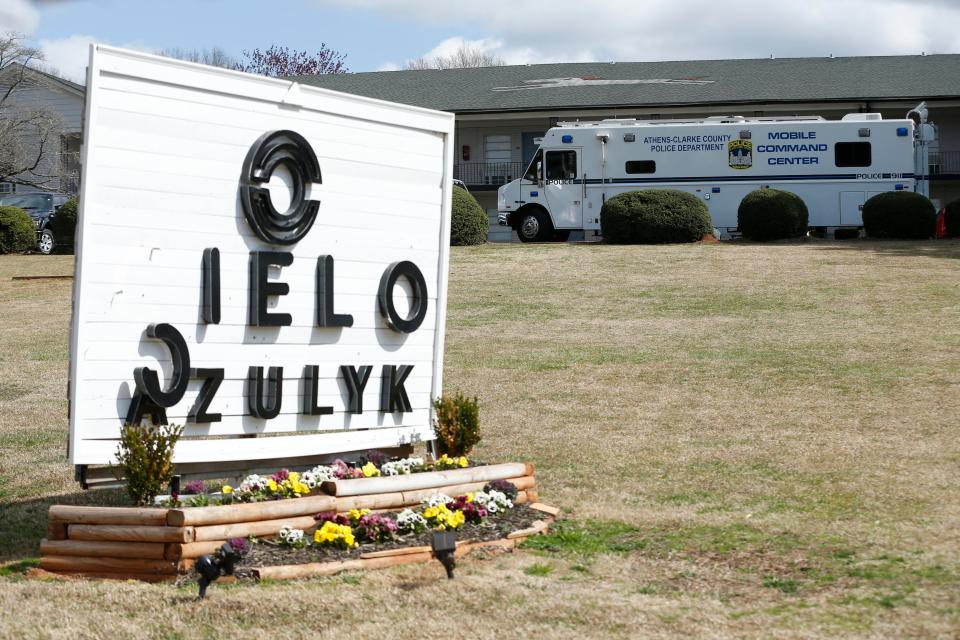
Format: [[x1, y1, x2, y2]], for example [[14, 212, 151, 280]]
[[523, 149, 542, 181], [0, 194, 51, 212]]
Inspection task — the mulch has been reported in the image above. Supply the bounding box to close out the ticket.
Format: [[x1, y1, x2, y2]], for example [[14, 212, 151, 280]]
[[176, 504, 541, 584]]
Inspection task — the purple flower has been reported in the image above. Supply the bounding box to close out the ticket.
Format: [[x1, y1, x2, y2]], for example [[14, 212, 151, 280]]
[[226, 537, 249, 556], [483, 479, 518, 500], [365, 450, 388, 467], [314, 511, 350, 526], [182, 480, 207, 495], [355, 513, 398, 543], [271, 469, 290, 482]]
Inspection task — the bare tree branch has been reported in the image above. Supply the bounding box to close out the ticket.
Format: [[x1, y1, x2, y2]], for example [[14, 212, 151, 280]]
[[406, 45, 505, 70], [0, 31, 66, 190], [158, 46, 238, 70]]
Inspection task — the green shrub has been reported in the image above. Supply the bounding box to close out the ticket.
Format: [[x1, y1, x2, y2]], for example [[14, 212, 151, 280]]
[[450, 187, 488, 246], [862, 191, 936, 239], [113, 423, 183, 506], [51, 197, 78, 249], [0, 205, 36, 254], [601, 189, 711, 244], [433, 392, 481, 457], [945, 199, 960, 238], [737, 188, 809, 240]]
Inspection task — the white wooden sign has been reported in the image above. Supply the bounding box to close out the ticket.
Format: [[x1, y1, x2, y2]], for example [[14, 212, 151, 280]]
[[69, 46, 454, 465]]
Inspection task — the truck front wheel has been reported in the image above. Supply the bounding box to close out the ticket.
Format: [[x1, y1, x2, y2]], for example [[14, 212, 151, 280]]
[[38, 229, 54, 255], [517, 210, 552, 243]]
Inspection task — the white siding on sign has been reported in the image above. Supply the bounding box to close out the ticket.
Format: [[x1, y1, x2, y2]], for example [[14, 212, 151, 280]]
[[70, 46, 454, 465]]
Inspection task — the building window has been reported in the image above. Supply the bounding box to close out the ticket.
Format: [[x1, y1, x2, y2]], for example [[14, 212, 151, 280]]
[[835, 142, 872, 167], [484, 134, 511, 164], [60, 134, 82, 194], [0, 183, 14, 194], [545, 150, 577, 180], [625, 160, 656, 174]]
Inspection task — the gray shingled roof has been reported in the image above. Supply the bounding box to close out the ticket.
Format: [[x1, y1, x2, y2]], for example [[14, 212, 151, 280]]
[[293, 55, 960, 113]]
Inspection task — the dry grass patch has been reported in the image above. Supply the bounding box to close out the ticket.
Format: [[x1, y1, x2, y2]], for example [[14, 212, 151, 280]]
[[1, 241, 959, 638]]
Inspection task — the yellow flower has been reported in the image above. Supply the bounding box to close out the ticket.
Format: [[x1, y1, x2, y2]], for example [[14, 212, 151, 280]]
[[266, 479, 278, 492], [221, 485, 233, 495], [458, 456, 468, 468], [361, 462, 380, 477], [348, 508, 370, 523], [423, 506, 439, 519], [288, 471, 300, 483], [465, 493, 473, 502]]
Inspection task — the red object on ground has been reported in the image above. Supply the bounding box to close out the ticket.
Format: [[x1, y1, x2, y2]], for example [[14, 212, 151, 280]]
[[936, 208, 948, 239]]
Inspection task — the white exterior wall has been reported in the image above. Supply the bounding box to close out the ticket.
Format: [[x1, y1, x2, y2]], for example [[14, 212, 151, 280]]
[[0, 73, 84, 193]]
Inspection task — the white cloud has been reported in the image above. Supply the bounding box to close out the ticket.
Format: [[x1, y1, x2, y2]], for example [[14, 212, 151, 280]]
[[315, 0, 960, 64], [38, 33, 94, 81], [37, 35, 155, 83], [0, 0, 39, 34], [376, 61, 401, 71]]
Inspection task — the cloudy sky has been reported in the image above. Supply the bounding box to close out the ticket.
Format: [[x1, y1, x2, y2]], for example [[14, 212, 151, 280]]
[[2, 0, 960, 82]]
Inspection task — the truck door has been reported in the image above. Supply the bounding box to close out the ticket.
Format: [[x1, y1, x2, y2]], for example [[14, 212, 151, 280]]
[[543, 148, 583, 229], [839, 191, 865, 226]]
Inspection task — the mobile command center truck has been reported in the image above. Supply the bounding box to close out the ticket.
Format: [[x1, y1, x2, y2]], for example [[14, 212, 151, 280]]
[[497, 104, 935, 241]]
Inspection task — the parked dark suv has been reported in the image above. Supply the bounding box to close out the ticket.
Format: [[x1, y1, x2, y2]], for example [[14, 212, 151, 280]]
[[0, 193, 71, 254]]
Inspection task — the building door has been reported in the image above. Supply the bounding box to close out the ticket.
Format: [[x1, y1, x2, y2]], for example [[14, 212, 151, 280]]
[[521, 132, 544, 167], [544, 148, 583, 229]]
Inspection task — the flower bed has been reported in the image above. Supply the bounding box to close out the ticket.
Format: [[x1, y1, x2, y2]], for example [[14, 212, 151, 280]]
[[224, 501, 559, 582], [39, 459, 540, 582], [214, 484, 555, 581]]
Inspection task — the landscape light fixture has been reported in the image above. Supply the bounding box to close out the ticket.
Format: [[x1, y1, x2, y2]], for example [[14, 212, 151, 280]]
[[431, 530, 457, 579], [196, 540, 247, 598]]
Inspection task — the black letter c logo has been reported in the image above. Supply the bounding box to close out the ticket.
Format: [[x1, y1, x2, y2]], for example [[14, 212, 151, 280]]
[[240, 130, 322, 245]]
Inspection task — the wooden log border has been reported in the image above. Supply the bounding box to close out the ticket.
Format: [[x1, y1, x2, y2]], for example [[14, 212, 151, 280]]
[[320, 463, 534, 497]]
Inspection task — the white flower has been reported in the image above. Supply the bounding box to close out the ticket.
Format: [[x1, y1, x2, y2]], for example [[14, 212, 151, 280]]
[[380, 457, 425, 476], [421, 493, 453, 508], [279, 525, 305, 545], [396, 508, 427, 532], [239, 474, 268, 493], [473, 490, 513, 513]]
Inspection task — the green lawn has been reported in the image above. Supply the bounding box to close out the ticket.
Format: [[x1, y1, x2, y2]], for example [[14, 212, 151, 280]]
[[1, 240, 958, 639]]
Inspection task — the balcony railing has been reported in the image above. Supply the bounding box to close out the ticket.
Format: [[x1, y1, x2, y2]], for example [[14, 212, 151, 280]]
[[930, 150, 960, 176], [454, 162, 525, 188]]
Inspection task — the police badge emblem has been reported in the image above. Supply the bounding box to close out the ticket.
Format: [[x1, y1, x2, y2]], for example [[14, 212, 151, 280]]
[[728, 139, 753, 169]]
